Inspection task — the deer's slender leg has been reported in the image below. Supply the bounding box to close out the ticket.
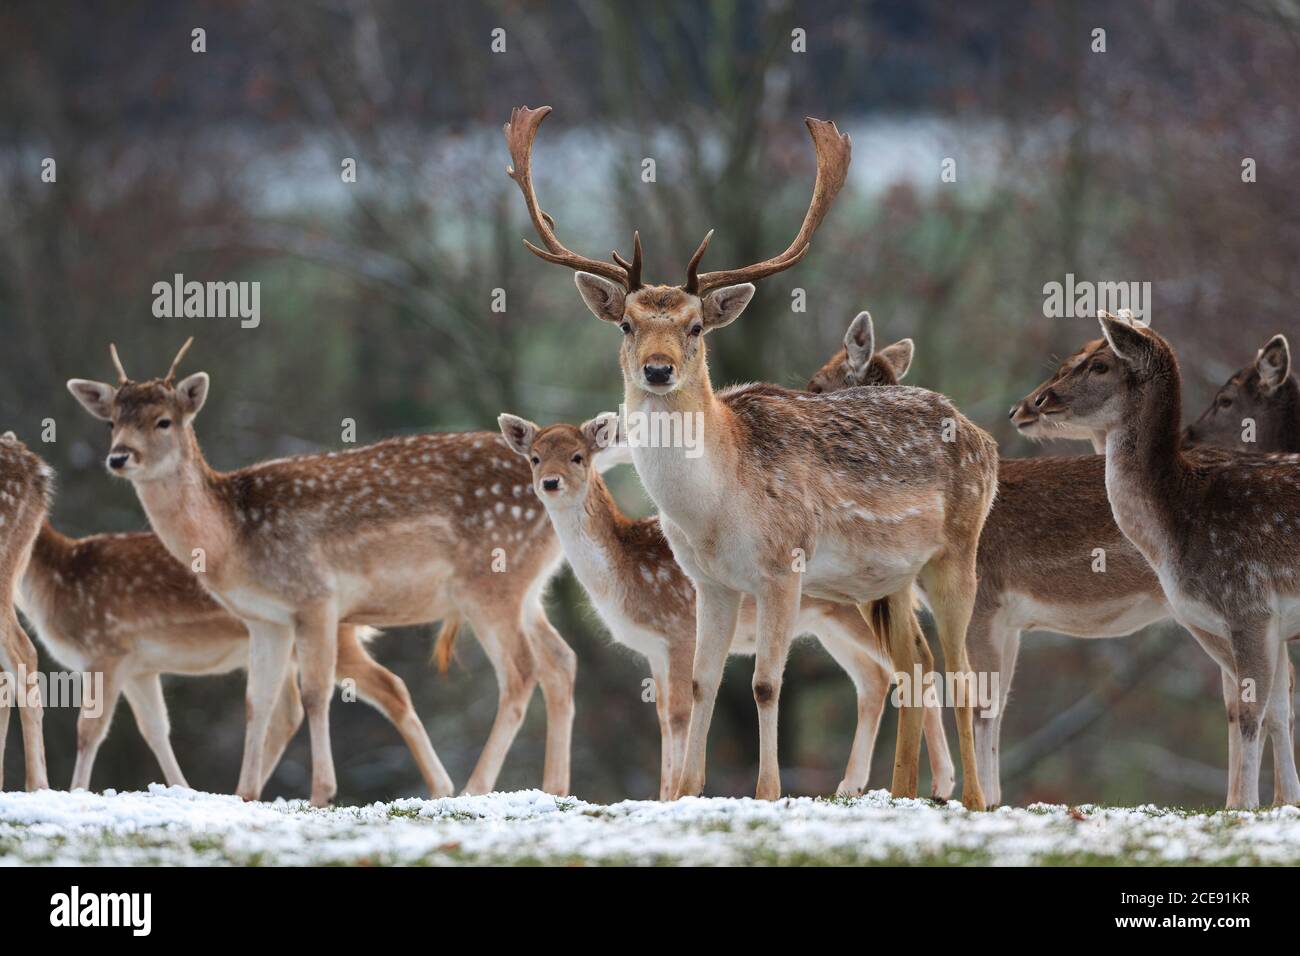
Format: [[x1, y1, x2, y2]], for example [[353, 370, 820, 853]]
[[259, 666, 304, 793], [461, 608, 537, 795], [70, 659, 124, 791], [336, 625, 454, 798], [1, 614, 48, 790], [664, 639, 694, 798], [523, 604, 576, 795], [122, 673, 189, 788], [968, 606, 1014, 807], [1266, 645, 1299, 805], [921, 556, 986, 811], [1220, 667, 1244, 804], [868, 594, 928, 800], [673, 582, 743, 799], [1227, 620, 1276, 810], [922, 681, 956, 801], [816, 629, 889, 797], [752, 577, 801, 800], [648, 655, 674, 799], [235, 620, 294, 802], [294, 601, 340, 807]]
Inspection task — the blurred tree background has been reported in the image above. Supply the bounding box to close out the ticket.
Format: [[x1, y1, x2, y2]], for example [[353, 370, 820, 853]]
[[1, 0, 1297, 807]]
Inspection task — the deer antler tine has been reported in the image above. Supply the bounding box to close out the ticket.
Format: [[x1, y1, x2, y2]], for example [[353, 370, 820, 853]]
[[165, 337, 195, 384], [691, 117, 852, 296], [682, 229, 714, 294], [504, 105, 635, 289], [109, 343, 129, 384]]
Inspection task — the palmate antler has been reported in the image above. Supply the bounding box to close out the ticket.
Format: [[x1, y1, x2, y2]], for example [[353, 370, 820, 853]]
[[503, 105, 643, 290], [683, 117, 852, 296]]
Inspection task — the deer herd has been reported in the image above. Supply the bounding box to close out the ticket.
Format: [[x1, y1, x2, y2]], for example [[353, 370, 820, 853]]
[[2, 106, 1297, 813]]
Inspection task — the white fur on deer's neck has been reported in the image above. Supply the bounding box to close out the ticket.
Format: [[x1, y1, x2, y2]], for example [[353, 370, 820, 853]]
[[623, 367, 735, 544], [1103, 424, 1174, 571], [130, 443, 236, 587]]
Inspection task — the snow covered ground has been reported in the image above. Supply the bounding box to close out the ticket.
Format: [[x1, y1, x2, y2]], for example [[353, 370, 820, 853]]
[[2, 786, 1298, 866]]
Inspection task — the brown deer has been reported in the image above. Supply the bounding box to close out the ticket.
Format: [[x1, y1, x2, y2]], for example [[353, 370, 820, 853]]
[[1022, 315, 1300, 808], [498, 315, 953, 800], [803, 329, 1300, 805], [0, 432, 51, 791], [505, 105, 998, 808], [1183, 334, 1298, 452], [67, 342, 579, 805], [19, 521, 450, 794], [1001, 332, 1299, 807]]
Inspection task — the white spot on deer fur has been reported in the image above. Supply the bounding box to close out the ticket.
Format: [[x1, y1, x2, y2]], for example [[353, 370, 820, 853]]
[[475, 488, 485, 497], [511, 506, 522, 519], [491, 483, 502, 496]]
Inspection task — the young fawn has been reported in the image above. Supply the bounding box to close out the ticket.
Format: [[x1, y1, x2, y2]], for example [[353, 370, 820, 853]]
[[68, 342, 577, 805], [1001, 333, 1298, 807], [506, 105, 998, 808], [499, 314, 954, 800], [0, 432, 51, 791], [1024, 315, 1300, 808], [20, 521, 448, 794]]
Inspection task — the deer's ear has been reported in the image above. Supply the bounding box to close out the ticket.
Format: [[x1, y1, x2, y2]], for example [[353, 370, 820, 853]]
[[574, 273, 626, 324], [843, 311, 875, 377], [1256, 334, 1291, 393], [175, 372, 209, 420], [497, 414, 538, 457], [67, 379, 117, 422], [1098, 314, 1154, 368], [702, 283, 756, 331], [580, 412, 620, 452], [877, 338, 915, 381]]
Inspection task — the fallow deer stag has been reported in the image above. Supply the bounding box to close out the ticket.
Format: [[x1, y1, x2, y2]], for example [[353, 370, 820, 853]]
[[20, 522, 448, 794], [67, 341, 579, 805], [0, 432, 51, 791], [498, 314, 954, 800], [506, 105, 998, 808], [809, 327, 1299, 805], [1023, 315, 1300, 808]]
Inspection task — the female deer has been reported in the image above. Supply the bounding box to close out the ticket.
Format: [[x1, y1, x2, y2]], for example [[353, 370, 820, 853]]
[[1023, 315, 1300, 808]]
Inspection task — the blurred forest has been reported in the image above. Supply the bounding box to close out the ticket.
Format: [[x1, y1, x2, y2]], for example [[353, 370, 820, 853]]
[[2, 0, 1298, 807]]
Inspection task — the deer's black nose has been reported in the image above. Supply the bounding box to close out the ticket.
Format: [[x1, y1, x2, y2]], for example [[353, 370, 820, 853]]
[[643, 364, 674, 386], [1008, 405, 1018, 420], [108, 453, 130, 470], [541, 478, 560, 492]]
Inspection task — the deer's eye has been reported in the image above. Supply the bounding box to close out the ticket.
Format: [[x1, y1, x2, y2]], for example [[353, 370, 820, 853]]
[[572, 453, 584, 464], [689, 324, 703, 337], [156, 418, 172, 430], [809, 384, 823, 394], [619, 322, 632, 335], [530, 456, 540, 466], [1218, 396, 1233, 409], [1089, 361, 1108, 374]]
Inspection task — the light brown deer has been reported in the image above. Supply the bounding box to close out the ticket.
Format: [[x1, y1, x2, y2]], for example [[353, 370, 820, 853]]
[[0, 431, 51, 791], [1022, 315, 1300, 808], [808, 330, 1299, 805], [19, 521, 449, 794], [505, 105, 998, 808], [67, 343, 578, 805], [498, 316, 954, 800]]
